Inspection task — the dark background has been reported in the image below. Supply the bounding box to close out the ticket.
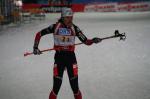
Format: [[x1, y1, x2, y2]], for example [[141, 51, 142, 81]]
[[22, 0, 150, 4]]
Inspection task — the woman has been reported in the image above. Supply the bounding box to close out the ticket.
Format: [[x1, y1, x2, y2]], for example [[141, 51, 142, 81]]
[[33, 8, 101, 99]]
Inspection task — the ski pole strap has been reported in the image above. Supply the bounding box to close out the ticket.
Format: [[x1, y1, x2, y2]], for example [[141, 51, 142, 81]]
[[114, 30, 126, 41]]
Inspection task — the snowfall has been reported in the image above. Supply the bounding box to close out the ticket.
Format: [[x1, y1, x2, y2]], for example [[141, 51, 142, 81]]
[[0, 12, 150, 99]]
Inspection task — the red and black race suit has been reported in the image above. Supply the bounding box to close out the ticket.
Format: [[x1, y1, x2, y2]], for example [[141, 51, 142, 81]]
[[34, 19, 93, 95]]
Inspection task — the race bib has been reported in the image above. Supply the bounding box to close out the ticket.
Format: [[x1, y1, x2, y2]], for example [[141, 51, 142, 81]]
[[54, 35, 75, 46]]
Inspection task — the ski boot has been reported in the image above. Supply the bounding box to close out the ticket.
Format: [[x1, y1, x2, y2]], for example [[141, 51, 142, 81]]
[[49, 90, 57, 99], [74, 90, 82, 99]]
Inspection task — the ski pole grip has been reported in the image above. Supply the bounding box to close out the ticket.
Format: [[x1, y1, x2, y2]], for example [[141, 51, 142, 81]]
[[114, 30, 120, 37], [24, 52, 33, 57]]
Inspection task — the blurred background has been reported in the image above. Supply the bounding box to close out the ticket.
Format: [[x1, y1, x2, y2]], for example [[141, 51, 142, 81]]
[[0, 0, 150, 28]]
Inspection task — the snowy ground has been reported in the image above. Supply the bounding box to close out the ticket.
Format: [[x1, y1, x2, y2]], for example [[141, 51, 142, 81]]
[[0, 12, 150, 99]]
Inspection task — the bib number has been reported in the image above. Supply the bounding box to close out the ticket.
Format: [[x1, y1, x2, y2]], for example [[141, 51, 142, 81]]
[[61, 36, 70, 42]]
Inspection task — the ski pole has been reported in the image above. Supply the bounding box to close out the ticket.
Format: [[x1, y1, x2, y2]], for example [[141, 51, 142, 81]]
[[24, 30, 126, 57], [24, 42, 83, 57], [24, 48, 55, 57]]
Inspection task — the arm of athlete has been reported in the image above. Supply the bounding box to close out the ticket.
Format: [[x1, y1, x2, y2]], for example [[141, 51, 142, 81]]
[[33, 24, 55, 55]]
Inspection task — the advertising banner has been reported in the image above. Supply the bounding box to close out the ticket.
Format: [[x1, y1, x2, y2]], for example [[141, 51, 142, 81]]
[[118, 2, 150, 12], [84, 2, 150, 12], [85, 3, 117, 12]]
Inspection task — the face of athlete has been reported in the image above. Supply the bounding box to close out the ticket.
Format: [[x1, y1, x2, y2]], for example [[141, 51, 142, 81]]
[[63, 16, 73, 27]]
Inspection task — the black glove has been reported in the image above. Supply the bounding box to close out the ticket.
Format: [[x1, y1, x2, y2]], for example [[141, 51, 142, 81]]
[[92, 37, 102, 44], [33, 47, 42, 55]]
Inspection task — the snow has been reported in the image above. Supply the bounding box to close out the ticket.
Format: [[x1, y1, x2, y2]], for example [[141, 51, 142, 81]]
[[0, 12, 150, 99]]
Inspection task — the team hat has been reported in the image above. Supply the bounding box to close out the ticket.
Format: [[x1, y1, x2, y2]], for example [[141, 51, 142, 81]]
[[61, 8, 73, 17]]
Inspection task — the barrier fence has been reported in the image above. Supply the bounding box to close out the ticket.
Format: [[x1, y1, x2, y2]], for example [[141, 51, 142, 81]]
[[22, 1, 150, 12], [0, 0, 150, 30]]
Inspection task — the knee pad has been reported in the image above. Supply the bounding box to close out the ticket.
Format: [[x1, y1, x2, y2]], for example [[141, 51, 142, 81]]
[[53, 64, 64, 77], [53, 64, 58, 77], [73, 64, 78, 76]]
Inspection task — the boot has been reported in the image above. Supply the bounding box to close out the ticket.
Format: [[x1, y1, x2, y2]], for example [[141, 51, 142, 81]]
[[49, 90, 57, 99], [74, 90, 82, 99]]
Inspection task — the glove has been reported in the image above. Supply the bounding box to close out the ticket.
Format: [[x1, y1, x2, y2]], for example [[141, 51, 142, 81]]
[[33, 47, 42, 55], [92, 37, 102, 44], [85, 39, 93, 45]]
